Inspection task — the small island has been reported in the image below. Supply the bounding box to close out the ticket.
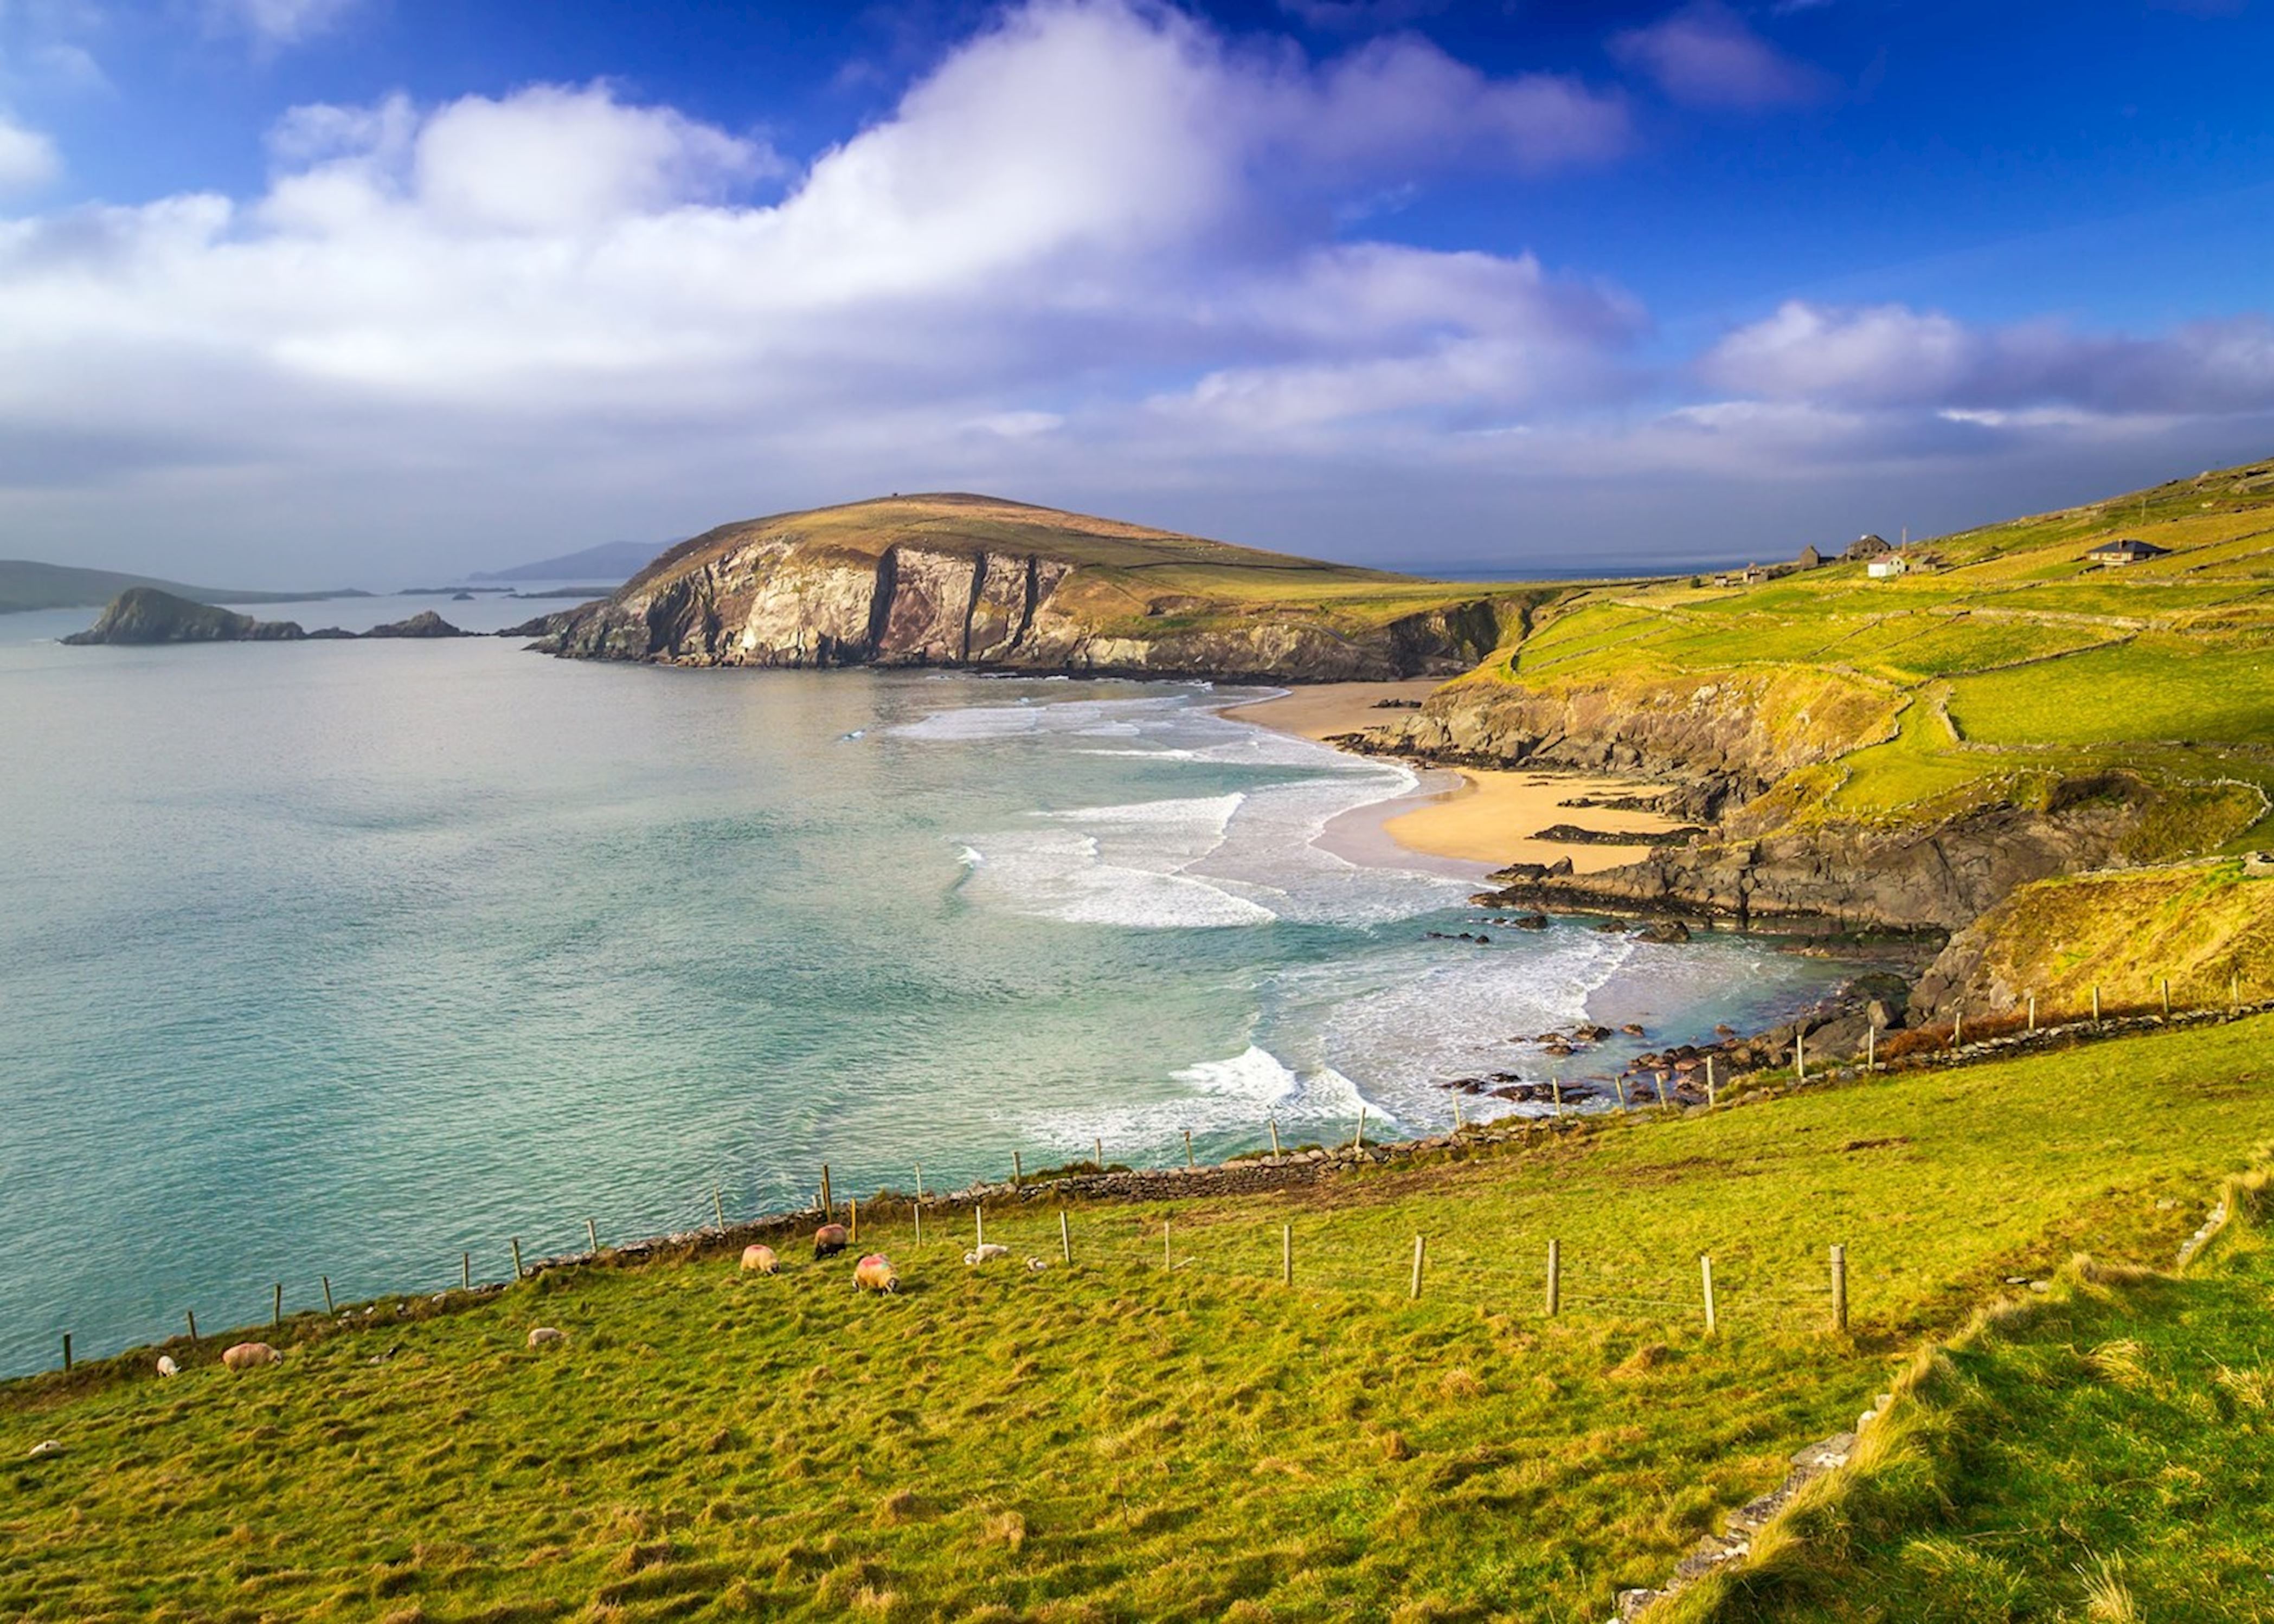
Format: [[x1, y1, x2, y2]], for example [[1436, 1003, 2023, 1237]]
[[62, 587, 477, 645]]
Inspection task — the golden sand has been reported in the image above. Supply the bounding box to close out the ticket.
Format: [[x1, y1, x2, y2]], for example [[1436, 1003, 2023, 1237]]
[[1221, 683, 1682, 873]]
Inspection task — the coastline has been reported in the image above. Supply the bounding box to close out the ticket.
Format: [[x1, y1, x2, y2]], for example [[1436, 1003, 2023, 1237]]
[[1218, 681, 1687, 877]]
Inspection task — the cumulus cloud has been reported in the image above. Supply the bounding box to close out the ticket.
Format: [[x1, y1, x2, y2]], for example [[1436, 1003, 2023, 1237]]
[[1703, 299, 2274, 415], [0, 0, 1641, 566], [0, 111, 56, 193], [1610, 2, 1827, 109]]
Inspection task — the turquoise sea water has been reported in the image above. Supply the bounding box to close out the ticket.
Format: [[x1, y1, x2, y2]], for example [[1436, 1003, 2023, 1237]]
[[0, 597, 1847, 1376]]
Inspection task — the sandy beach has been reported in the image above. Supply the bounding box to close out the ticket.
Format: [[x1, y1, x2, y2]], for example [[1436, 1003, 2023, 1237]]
[[1223, 682, 1685, 875]]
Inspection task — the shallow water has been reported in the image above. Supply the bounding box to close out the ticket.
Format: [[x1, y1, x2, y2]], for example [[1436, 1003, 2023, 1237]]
[[0, 599, 1846, 1375]]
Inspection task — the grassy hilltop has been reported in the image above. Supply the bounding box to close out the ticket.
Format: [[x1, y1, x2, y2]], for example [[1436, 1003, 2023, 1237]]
[[7, 1016, 2272, 1622], [1379, 455, 2274, 1013]]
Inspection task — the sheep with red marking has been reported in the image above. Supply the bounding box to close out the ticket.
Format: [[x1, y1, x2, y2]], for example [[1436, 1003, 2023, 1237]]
[[813, 1222, 850, 1258], [221, 1342, 280, 1372], [853, 1254, 898, 1294], [740, 1243, 779, 1274]]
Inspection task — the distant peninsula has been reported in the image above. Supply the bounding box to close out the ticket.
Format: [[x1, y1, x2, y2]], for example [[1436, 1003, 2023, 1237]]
[[530, 492, 1517, 682], [1, 559, 369, 616], [62, 588, 480, 645]]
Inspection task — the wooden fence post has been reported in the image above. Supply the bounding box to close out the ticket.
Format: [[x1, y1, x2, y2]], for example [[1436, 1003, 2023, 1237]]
[[1184, 1131, 1194, 1169], [1700, 1254, 1718, 1336], [1545, 1239, 1560, 1317], [2091, 985, 2101, 1022], [273, 1282, 282, 1329], [1409, 1235, 1426, 1300], [820, 1164, 832, 1220], [586, 1218, 599, 1254], [1352, 1105, 1366, 1151], [1163, 1218, 1172, 1272], [1830, 1244, 1848, 1333], [2027, 991, 2037, 1032], [915, 1163, 924, 1202], [322, 1275, 335, 1314], [185, 1309, 198, 1343], [1952, 1008, 1963, 1049], [461, 1252, 471, 1291], [1282, 1224, 1293, 1286], [1707, 1055, 1719, 1105], [974, 1206, 985, 1249], [1013, 1151, 1023, 1187], [1654, 1072, 1672, 1109], [714, 1188, 727, 1232], [62, 1333, 71, 1373], [1552, 1078, 1564, 1118], [850, 1198, 858, 1245], [1059, 1209, 1072, 1265], [1093, 1138, 1103, 1171], [510, 1238, 524, 1281], [1863, 1026, 1873, 1071], [1453, 1097, 1464, 1130], [913, 1204, 922, 1246], [1795, 1027, 1806, 1083], [2162, 977, 2172, 1016], [1614, 1075, 1628, 1110]]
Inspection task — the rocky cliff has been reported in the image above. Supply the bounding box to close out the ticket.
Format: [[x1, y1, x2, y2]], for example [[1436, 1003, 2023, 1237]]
[[62, 588, 309, 644], [529, 493, 1509, 681]]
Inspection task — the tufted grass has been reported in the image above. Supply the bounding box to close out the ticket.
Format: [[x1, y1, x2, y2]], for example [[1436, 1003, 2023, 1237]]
[[1667, 1167, 2274, 1623], [4, 1016, 2272, 1622]]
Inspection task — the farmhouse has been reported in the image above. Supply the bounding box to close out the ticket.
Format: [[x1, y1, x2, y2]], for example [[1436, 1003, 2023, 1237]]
[[1843, 533, 1892, 560], [1796, 544, 1824, 569], [2085, 538, 2169, 566], [1866, 554, 1909, 579]]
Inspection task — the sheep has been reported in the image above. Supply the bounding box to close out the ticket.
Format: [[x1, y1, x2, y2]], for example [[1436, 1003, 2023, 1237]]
[[155, 1355, 178, 1378], [852, 1254, 899, 1293], [963, 1243, 1011, 1266], [221, 1342, 280, 1372], [527, 1327, 567, 1348], [740, 1243, 779, 1274], [813, 1222, 850, 1258], [1024, 1257, 1048, 1272]]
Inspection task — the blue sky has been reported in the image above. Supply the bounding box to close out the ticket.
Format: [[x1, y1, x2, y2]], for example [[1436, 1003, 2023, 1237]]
[[2, 0, 2271, 582]]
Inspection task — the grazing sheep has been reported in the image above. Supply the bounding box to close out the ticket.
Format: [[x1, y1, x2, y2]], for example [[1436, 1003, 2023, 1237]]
[[155, 1355, 178, 1378], [27, 1440, 61, 1460], [813, 1222, 850, 1258], [963, 1243, 1011, 1266], [1024, 1257, 1048, 1272], [221, 1342, 280, 1372], [740, 1243, 779, 1274], [853, 1254, 899, 1293], [527, 1327, 567, 1348]]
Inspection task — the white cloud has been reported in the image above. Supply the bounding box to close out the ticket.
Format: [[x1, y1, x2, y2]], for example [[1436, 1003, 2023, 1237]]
[[205, 0, 360, 46], [0, 111, 56, 193], [1610, 2, 1827, 110], [1704, 299, 2274, 415]]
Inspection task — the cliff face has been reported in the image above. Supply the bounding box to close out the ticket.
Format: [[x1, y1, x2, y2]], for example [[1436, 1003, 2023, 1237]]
[[530, 497, 1508, 681]]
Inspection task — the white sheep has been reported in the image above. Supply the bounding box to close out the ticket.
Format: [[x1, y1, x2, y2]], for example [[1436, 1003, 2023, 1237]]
[[155, 1355, 178, 1378], [963, 1243, 1011, 1265]]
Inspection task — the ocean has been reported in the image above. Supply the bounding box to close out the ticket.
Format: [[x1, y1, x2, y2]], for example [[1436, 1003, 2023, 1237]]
[[0, 595, 1848, 1376]]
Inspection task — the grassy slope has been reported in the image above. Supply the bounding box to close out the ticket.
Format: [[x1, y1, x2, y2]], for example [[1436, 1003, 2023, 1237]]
[[6, 1017, 2272, 1622], [624, 493, 1543, 639], [1671, 1167, 2274, 1624], [1460, 455, 2274, 852]]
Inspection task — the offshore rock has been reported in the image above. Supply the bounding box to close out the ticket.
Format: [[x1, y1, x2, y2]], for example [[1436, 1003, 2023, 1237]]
[[364, 610, 472, 639], [62, 587, 305, 645]]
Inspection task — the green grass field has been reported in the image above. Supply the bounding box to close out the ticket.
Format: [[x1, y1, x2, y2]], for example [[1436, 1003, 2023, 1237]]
[[7, 1017, 2271, 1622], [1670, 1167, 2274, 1623]]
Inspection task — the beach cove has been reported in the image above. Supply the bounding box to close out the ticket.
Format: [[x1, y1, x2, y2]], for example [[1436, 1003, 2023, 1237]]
[[0, 611, 1849, 1375]]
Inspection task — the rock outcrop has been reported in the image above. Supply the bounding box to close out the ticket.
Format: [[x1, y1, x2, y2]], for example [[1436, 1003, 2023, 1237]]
[[61, 587, 307, 645], [529, 493, 1509, 681], [365, 610, 471, 638]]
